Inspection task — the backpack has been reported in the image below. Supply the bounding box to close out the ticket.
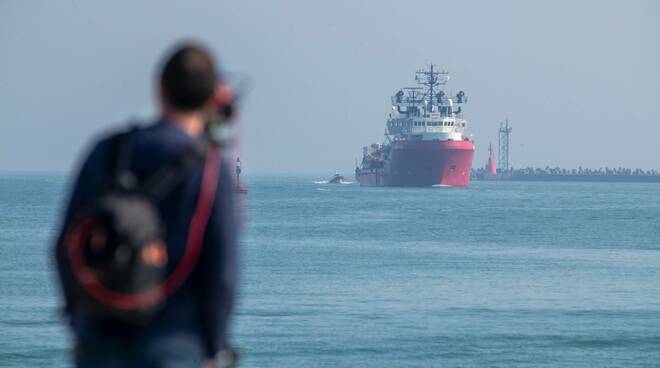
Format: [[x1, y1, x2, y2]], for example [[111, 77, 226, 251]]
[[61, 128, 221, 325]]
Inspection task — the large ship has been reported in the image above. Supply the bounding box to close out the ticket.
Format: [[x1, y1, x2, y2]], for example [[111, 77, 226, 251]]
[[355, 65, 475, 187]]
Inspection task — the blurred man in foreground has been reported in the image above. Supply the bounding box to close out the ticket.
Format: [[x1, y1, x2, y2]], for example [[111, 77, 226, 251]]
[[54, 42, 238, 368]]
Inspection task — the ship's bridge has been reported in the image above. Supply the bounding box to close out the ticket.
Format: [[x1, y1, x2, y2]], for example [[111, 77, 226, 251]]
[[388, 115, 467, 141]]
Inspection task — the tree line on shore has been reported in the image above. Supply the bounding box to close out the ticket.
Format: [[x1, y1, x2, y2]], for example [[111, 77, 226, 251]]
[[473, 166, 660, 176]]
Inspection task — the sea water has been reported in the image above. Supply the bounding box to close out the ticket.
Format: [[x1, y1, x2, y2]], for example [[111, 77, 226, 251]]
[[1, 173, 659, 367]]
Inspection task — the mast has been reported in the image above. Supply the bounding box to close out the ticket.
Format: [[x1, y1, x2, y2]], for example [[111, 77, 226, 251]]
[[415, 64, 449, 112], [428, 64, 434, 110], [498, 119, 512, 172]]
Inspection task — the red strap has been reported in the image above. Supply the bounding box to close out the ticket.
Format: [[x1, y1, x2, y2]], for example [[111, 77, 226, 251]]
[[67, 146, 222, 310]]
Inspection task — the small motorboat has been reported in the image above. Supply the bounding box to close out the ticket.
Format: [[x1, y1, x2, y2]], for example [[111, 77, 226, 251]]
[[327, 172, 352, 184]]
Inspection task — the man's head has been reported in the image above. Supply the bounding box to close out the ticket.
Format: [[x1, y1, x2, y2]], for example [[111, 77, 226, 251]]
[[159, 42, 218, 113]]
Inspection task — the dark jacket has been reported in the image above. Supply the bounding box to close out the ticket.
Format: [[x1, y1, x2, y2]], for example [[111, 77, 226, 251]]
[[54, 121, 238, 358]]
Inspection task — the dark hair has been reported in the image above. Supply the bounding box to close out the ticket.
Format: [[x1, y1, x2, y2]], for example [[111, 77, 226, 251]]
[[160, 43, 217, 111]]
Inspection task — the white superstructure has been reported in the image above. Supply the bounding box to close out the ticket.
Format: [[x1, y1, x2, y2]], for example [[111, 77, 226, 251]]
[[385, 65, 471, 142]]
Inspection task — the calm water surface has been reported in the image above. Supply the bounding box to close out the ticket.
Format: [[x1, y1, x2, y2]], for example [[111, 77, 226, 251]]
[[1, 174, 659, 367]]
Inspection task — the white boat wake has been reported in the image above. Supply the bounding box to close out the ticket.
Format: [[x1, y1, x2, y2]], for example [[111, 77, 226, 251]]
[[313, 180, 354, 185]]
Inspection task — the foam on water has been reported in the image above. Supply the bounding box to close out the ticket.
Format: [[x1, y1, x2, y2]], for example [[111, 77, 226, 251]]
[[314, 180, 354, 185]]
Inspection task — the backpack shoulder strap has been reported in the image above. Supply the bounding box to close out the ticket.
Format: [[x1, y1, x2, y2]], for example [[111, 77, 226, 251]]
[[139, 137, 212, 200], [106, 126, 139, 191], [107, 124, 210, 199]]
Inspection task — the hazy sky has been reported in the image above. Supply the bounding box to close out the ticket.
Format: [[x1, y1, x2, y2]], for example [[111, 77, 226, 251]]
[[2, 0, 659, 174]]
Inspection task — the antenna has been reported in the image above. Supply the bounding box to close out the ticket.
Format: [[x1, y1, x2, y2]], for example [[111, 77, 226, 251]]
[[415, 64, 449, 113], [498, 119, 512, 171]]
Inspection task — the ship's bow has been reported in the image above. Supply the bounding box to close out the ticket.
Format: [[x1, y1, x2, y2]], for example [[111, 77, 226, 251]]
[[387, 140, 474, 186]]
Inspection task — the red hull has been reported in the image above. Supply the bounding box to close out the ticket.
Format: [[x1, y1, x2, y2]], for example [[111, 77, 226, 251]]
[[356, 140, 474, 187]]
